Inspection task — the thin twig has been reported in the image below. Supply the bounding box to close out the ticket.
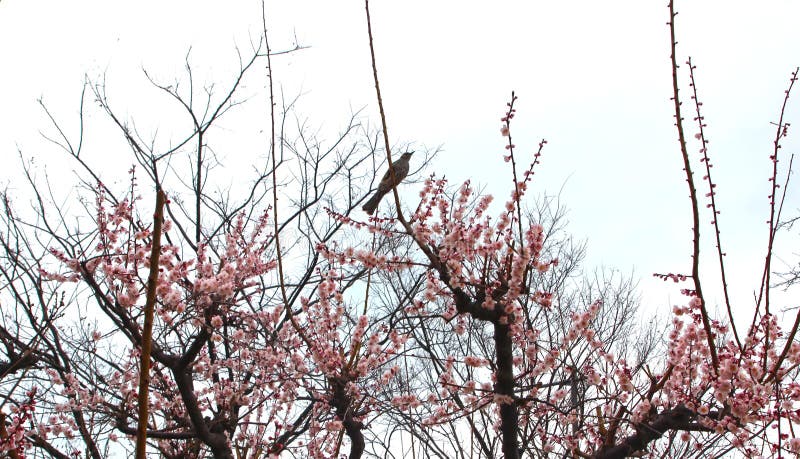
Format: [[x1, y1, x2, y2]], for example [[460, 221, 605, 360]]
[[686, 57, 740, 350], [668, 0, 718, 370], [261, 2, 312, 349]]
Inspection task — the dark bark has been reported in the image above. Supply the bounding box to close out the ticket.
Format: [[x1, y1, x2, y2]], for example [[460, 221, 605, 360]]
[[0, 351, 38, 377], [172, 366, 233, 459], [330, 374, 365, 459], [494, 321, 520, 459], [593, 405, 709, 459], [29, 434, 71, 459]]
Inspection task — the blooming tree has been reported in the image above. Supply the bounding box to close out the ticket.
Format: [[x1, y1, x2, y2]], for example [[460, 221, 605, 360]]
[[0, 37, 426, 457], [1, 1, 799, 459]]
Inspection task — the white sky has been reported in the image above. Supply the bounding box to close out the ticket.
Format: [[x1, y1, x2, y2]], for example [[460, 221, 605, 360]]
[[1, 0, 799, 324]]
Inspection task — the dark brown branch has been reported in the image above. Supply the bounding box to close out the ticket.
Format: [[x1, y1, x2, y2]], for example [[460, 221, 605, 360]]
[[592, 405, 711, 459]]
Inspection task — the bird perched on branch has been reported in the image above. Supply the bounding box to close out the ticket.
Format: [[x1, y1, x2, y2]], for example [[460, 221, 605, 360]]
[[362, 152, 413, 215]]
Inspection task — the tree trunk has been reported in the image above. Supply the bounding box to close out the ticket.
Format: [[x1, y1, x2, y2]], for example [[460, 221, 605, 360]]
[[494, 322, 519, 459]]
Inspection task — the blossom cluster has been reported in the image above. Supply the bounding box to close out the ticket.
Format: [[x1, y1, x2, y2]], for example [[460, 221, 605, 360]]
[[37, 187, 314, 455], [0, 389, 37, 458]]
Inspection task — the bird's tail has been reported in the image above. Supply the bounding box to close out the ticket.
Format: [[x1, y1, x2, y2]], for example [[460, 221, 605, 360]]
[[362, 191, 386, 215]]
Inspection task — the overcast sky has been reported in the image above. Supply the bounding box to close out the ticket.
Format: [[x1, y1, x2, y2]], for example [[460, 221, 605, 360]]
[[1, 1, 799, 321]]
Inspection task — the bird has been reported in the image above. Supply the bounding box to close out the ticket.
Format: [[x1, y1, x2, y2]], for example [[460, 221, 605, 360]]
[[362, 152, 414, 215]]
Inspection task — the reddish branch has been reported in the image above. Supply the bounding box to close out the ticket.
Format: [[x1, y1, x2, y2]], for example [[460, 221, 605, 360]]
[[135, 189, 166, 459], [668, 0, 718, 371], [757, 67, 799, 374], [765, 67, 799, 383], [686, 57, 741, 350]]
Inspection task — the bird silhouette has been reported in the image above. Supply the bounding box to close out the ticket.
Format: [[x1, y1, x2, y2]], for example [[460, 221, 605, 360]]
[[362, 152, 413, 214]]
